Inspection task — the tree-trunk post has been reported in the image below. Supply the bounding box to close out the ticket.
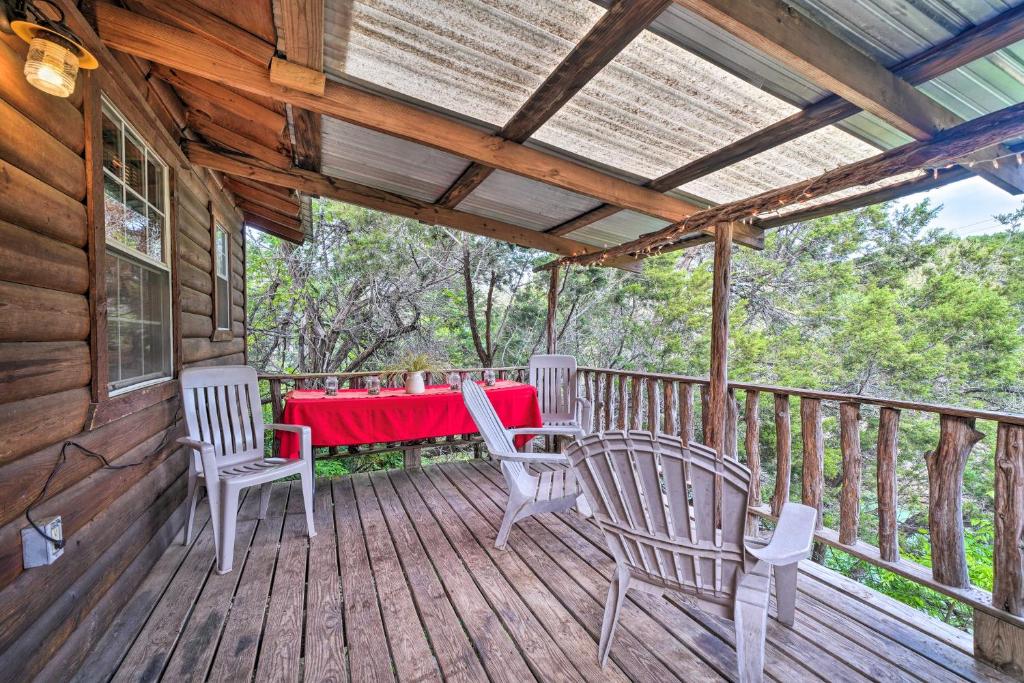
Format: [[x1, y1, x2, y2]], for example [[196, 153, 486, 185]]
[[800, 398, 824, 530], [616, 374, 627, 430], [838, 402, 862, 545], [647, 377, 659, 433], [744, 390, 761, 530], [699, 384, 710, 444], [725, 388, 738, 459], [679, 383, 694, 443], [926, 414, 984, 587], [877, 407, 901, 562], [630, 376, 643, 430], [663, 380, 676, 436], [708, 223, 733, 532], [546, 264, 559, 354], [772, 393, 792, 516], [604, 372, 614, 432]]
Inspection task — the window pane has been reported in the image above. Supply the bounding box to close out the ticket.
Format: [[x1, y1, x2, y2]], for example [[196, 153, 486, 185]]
[[148, 207, 164, 262], [143, 268, 170, 373], [216, 228, 228, 278], [102, 111, 122, 179], [122, 190, 149, 254], [147, 159, 164, 211], [124, 132, 145, 196], [106, 257, 120, 385], [217, 277, 231, 330], [106, 250, 171, 391], [104, 174, 126, 244]]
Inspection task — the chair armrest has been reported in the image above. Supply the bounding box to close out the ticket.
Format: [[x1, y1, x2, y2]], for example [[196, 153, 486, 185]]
[[745, 502, 817, 566], [491, 451, 570, 465], [177, 437, 219, 482], [267, 423, 312, 461], [508, 426, 585, 438], [575, 397, 594, 434]]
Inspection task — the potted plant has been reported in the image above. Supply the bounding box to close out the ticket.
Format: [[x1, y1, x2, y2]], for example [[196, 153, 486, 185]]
[[388, 352, 443, 395]]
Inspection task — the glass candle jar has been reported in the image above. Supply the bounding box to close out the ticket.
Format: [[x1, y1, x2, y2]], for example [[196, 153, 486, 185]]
[[324, 376, 339, 396], [483, 369, 496, 386], [447, 372, 462, 391], [366, 375, 381, 396]]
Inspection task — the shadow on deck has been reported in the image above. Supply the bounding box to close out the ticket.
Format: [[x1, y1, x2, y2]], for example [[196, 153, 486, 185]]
[[72, 460, 1009, 682]]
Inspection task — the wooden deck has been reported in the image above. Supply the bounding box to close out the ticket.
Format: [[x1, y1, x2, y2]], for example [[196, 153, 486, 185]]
[[72, 460, 1011, 683]]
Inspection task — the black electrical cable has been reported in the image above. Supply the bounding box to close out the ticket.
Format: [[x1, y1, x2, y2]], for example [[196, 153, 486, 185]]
[[25, 406, 182, 549]]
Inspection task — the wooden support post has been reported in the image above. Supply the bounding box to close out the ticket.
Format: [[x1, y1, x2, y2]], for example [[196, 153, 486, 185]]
[[800, 398, 824, 529], [706, 219, 731, 458], [679, 383, 693, 443], [978, 422, 1024, 674], [647, 377, 659, 433], [404, 447, 422, 470], [838, 402, 862, 545], [699, 385, 710, 444], [616, 374, 627, 430], [603, 372, 613, 432], [877, 407, 901, 562], [663, 381, 676, 436], [725, 388, 738, 459], [630, 376, 643, 430], [744, 390, 761, 529], [269, 378, 283, 457], [546, 264, 559, 354], [771, 393, 791, 516], [926, 414, 984, 587]]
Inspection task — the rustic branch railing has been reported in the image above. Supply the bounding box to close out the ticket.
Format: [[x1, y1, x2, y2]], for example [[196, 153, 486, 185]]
[[576, 367, 1024, 635], [257, 367, 528, 466]]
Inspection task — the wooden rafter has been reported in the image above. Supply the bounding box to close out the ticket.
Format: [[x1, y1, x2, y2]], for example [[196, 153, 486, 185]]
[[243, 212, 306, 243], [186, 112, 293, 169], [277, 0, 324, 171], [223, 178, 301, 217], [554, 98, 1024, 266], [672, 0, 1024, 193], [436, 0, 672, 208], [549, 2, 1024, 237], [92, 2, 703, 225], [186, 143, 641, 270]]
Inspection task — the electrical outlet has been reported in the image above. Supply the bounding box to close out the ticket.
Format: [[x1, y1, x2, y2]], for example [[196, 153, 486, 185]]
[[22, 516, 63, 568]]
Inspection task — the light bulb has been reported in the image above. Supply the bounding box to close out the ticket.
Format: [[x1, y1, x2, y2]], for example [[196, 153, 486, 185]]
[[24, 36, 78, 97]]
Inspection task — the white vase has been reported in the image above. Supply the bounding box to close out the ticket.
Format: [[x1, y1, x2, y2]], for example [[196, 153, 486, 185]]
[[405, 371, 425, 394]]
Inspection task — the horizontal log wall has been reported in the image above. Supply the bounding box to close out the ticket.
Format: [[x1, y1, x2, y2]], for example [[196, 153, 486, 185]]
[[0, 24, 248, 680]]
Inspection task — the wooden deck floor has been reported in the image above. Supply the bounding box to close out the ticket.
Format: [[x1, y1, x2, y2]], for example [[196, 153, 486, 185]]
[[72, 460, 1011, 683]]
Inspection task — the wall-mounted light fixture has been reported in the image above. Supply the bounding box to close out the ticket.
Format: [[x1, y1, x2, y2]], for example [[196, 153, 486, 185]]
[[1, 0, 97, 98]]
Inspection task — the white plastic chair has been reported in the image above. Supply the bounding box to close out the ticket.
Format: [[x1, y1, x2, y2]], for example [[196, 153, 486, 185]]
[[178, 365, 316, 574], [565, 430, 816, 682], [462, 380, 589, 549], [529, 354, 593, 435]]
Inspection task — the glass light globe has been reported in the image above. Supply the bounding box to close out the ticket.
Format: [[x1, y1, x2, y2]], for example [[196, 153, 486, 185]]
[[24, 36, 79, 98]]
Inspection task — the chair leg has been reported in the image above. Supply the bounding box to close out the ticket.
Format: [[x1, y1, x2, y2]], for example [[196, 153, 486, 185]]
[[300, 464, 317, 538], [259, 483, 272, 520], [598, 567, 630, 667], [735, 565, 770, 683], [203, 476, 221, 565], [184, 472, 200, 545], [218, 484, 240, 575], [495, 498, 527, 550], [774, 562, 799, 627]]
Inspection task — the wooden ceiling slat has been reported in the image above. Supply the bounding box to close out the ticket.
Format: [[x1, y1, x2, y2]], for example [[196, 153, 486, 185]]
[[436, 0, 672, 208]]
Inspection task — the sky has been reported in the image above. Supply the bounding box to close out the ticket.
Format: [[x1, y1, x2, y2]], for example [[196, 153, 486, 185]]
[[895, 175, 1024, 237]]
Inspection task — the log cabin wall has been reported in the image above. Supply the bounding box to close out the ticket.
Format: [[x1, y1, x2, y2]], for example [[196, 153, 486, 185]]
[[0, 26, 248, 680]]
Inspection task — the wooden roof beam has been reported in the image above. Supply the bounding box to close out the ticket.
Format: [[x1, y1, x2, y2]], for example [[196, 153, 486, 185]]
[[436, 0, 672, 208], [186, 111, 293, 169], [549, 2, 1024, 237], [186, 143, 641, 271], [223, 178, 302, 217], [672, 0, 1024, 193], [277, 0, 324, 171], [244, 212, 306, 244], [92, 2, 702, 226]]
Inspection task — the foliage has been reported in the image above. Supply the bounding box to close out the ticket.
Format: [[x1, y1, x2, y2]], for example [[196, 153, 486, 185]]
[[248, 197, 1024, 632], [385, 350, 447, 374]]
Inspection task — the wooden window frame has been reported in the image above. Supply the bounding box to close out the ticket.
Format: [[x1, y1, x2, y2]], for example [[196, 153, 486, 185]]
[[210, 205, 234, 341]]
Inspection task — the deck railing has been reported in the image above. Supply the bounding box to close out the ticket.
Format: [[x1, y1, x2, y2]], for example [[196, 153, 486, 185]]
[[256, 365, 1023, 634], [577, 367, 1024, 635]]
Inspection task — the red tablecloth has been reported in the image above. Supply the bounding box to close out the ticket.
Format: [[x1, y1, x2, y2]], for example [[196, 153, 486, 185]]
[[276, 380, 542, 458]]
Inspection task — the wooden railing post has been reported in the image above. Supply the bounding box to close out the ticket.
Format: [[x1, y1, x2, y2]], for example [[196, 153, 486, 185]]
[[838, 402, 862, 545], [679, 383, 693, 443], [603, 373, 613, 432], [877, 407, 901, 562], [616, 374, 627, 430], [700, 384, 710, 444], [745, 390, 761, 529], [771, 393, 791, 516], [926, 414, 984, 587], [630, 375, 643, 430], [725, 388, 738, 459], [663, 380, 676, 436], [801, 398, 824, 529], [647, 377, 659, 433]]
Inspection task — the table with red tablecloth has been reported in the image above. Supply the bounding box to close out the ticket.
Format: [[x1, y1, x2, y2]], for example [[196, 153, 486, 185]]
[[276, 380, 542, 458]]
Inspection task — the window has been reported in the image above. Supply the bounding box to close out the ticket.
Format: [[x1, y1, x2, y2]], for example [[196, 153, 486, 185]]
[[214, 225, 231, 331], [101, 99, 172, 393]]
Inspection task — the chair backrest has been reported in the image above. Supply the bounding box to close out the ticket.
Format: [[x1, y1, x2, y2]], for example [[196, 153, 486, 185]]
[[462, 381, 535, 492], [180, 365, 265, 467], [528, 354, 577, 423], [566, 430, 751, 610]]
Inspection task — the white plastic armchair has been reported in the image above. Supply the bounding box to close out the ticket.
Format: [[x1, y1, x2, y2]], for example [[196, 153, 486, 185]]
[[178, 365, 316, 574], [462, 380, 588, 549], [565, 431, 816, 682], [528, 354, 593, 435]]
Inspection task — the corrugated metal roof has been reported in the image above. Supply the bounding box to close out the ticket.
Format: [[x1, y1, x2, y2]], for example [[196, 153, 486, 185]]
[[316, 0, 1024, 253]]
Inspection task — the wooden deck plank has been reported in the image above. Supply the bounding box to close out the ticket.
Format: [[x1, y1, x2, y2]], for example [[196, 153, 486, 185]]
[[333, 476, 396, 682], [69, 504, 213, 683], [403, 467, 587, 681], [368, 471, 489, 682], [387, 469, 538, 683], [207, 483, 290, 682], [162, 490, 263, 681], [112, 490, 251, 683], [422, 464, 633, 683], [303, 478, 347, 683], [436, 462, 689, 683], [469, 461, 823, 683], [255, 482, 312, 683], [352, 472, 443, 682]]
